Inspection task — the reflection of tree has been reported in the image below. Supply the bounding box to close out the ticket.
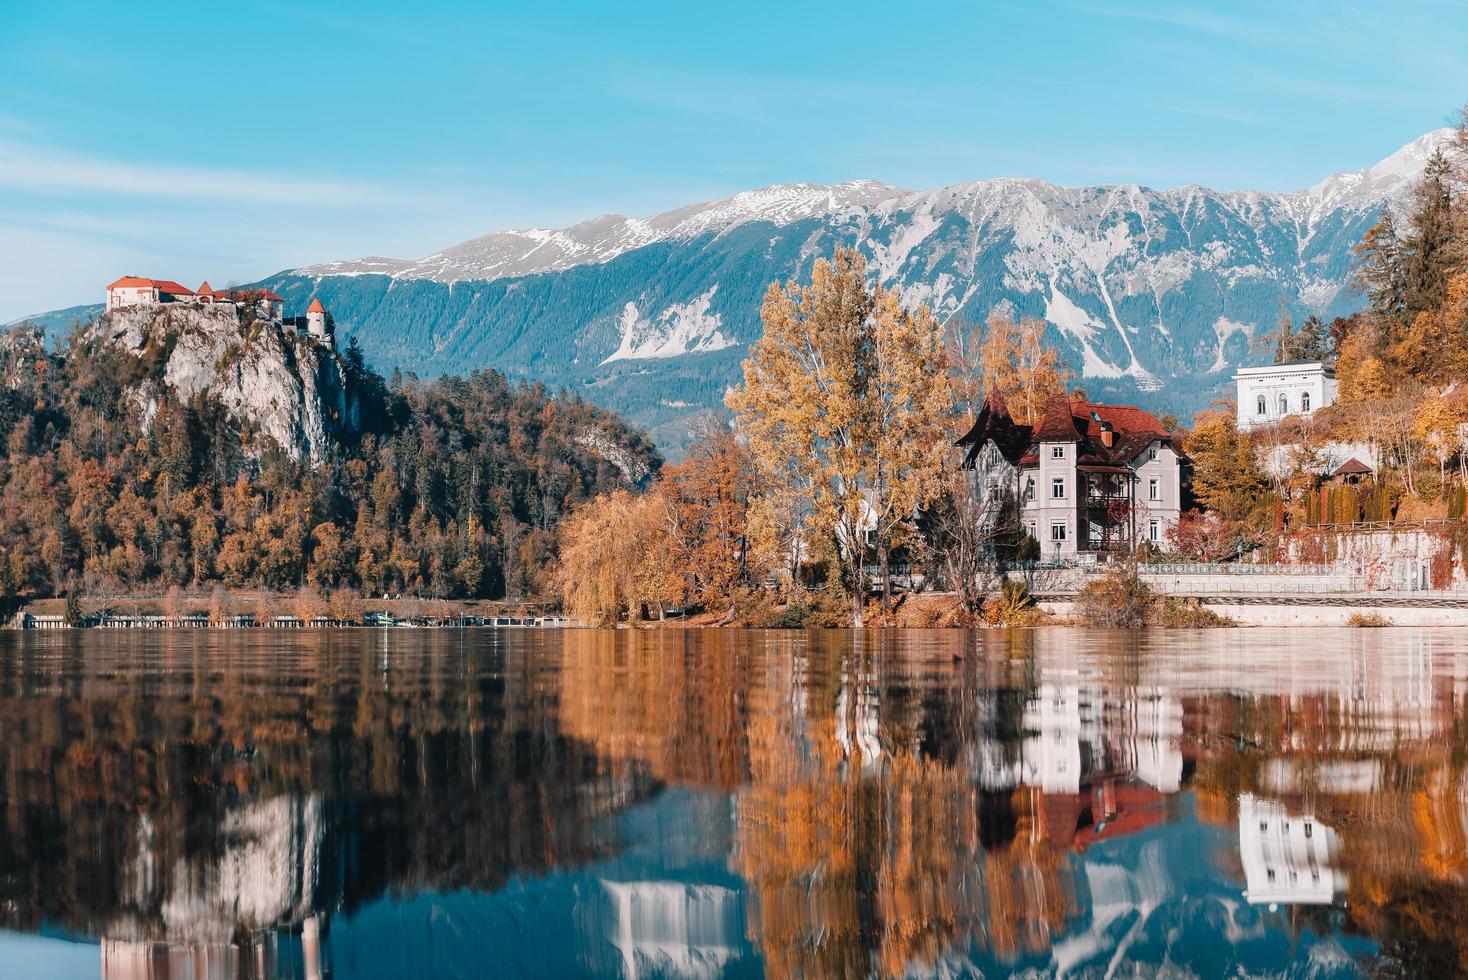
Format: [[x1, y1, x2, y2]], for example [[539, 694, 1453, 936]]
[[1187, 666, 1468, 977], [0, 631, 649, 950], [6, 627, 1468, 975], [559, 629, 1084, 976]]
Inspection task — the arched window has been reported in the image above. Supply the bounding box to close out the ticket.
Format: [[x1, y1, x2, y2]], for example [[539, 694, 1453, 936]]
[[1301, 391, 1311, 412], [1256, 395, 1267, 416], [1278, 394, 1288, 415]]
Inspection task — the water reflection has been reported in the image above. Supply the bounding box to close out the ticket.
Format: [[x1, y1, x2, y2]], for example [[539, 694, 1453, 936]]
[[1, 628, 1466, 977]]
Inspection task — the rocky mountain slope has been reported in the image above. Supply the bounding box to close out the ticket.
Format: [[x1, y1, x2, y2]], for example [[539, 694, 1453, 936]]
[[260, 131, 1449, 452]]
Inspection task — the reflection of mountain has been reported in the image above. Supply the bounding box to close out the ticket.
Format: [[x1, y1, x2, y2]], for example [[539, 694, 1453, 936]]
[[0, 632, 656, 975], [3, 628, 1468, 977]]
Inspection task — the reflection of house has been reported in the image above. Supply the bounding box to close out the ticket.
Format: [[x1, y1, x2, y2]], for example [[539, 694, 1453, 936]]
[[600, 880, 741, 980], [959, 391, 1187, 556], [1234, 361, 1336, 431], [1237, 794, 1344, 906]]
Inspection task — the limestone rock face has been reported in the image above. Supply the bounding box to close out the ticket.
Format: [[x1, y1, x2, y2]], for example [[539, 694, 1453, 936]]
[[85, 304, 358, 464], [0, 326, 49, 387]]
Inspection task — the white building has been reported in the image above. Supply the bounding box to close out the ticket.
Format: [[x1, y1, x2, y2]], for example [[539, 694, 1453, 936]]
[[1234, 361, 1336, 431], [958, 391, 1189, 556], [305, 297, 334, 346], [105, 276, 196, 310]]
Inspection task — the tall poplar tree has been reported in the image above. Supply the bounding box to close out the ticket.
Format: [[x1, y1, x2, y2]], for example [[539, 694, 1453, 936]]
[[727, 248, 953, 625]]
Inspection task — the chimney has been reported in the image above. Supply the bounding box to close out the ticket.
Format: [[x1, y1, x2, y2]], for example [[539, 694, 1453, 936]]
[[1100, 421, 1114, 448]]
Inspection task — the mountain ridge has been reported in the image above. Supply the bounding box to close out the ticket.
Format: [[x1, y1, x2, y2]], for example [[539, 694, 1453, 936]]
[[14, 131, 1453, 454], [299, 130, 1449, 286]]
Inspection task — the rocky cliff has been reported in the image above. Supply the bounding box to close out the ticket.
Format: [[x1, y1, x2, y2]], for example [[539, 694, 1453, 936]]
[[82, 304, 358, 464]]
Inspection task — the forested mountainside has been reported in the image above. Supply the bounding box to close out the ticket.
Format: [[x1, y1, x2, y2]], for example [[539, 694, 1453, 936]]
[[247, 131, 1451, 452], [0, 304, 658, 602]]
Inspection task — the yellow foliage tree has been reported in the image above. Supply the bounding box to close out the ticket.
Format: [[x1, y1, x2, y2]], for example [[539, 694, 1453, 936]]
[[975, 312, 1073, 424], [727, 248, 953, 624], [555, 489, 682, 625]]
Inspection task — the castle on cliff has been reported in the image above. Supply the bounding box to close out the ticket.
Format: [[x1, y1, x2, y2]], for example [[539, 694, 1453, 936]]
[[104, 276, 334, 347]]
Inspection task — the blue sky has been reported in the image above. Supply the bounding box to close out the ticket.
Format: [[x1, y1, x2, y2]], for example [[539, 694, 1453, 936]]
[[1, 0, 1465, 321]]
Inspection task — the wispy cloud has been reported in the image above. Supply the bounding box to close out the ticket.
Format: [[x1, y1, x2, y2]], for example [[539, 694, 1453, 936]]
[[1055, 1, 1294, 44], [0, 138, 437, 209]]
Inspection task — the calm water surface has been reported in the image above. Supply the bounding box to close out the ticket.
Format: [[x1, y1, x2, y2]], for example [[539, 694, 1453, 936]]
[[2, 627, 1467, 979]]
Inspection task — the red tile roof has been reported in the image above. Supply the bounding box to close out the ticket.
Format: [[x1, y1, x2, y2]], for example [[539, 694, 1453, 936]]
[[106, 276, 196, 296], [106, 275, 195, 296], [307, 297, 326, 313], [1033, 394, 1083, 442], [1333, 457, 1373, 476], [958, 391, 1184, 469]]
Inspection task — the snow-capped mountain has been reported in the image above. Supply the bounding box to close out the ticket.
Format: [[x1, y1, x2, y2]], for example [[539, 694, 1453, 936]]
[[257, 130, 1449, 450], [297, 181, 908, 283]]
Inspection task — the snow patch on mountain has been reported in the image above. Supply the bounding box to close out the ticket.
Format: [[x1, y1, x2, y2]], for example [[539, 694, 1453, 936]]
[[1210, 317, 1254, 372], [602, 286, 734, 364]]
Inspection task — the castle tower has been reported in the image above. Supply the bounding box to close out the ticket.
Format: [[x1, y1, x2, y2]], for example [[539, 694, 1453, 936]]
[[306, 297, 333, 346]]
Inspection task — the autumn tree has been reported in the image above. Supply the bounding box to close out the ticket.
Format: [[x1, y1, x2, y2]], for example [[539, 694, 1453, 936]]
[[556, 490, 681, 625], [1182, 403, 1274, 554], [969, 312, 1073, 424], [1260, 310, 1332, 364], [917, 454, 1016, 614], [329, 586, 364, 624], [658, 426, 772, 620], [294, 584, 325, 623], [727, 248, 953, 624]]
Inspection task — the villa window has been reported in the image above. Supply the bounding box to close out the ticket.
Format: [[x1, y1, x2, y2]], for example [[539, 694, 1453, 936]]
[[1026, 521, 1037, 539], [1051, 477, 1065, 499], [1278, 394, 1288, 415], [1052, 445, 1065, 459], [1302, 391, 1311, 411], [1024, 478, 1035, 501], [1149, 478, 1160, 501], [1256, 395, 1267, 416], [1149, 519, 1160, 542], [1050, 522, 1067, 542], [1148, 446, 1158, 461]]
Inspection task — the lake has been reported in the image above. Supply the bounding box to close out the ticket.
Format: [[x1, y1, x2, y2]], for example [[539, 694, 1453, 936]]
[[1, 627, 1465, 979]]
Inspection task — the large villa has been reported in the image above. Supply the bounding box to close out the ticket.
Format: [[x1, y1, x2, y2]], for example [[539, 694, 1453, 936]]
[[957, 391, 1188, 556]]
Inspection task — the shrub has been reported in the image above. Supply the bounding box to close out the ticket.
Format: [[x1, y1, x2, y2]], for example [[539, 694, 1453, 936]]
[[1154, 596, 1233, 627], [1074, 569, 1233, 628], [985, 578, 1049, 626], [1073, 569, 1152, 628], [1016, 533, 1041, 563], [1347, 611, 1393, 627], [749, 588, 849, 628]]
